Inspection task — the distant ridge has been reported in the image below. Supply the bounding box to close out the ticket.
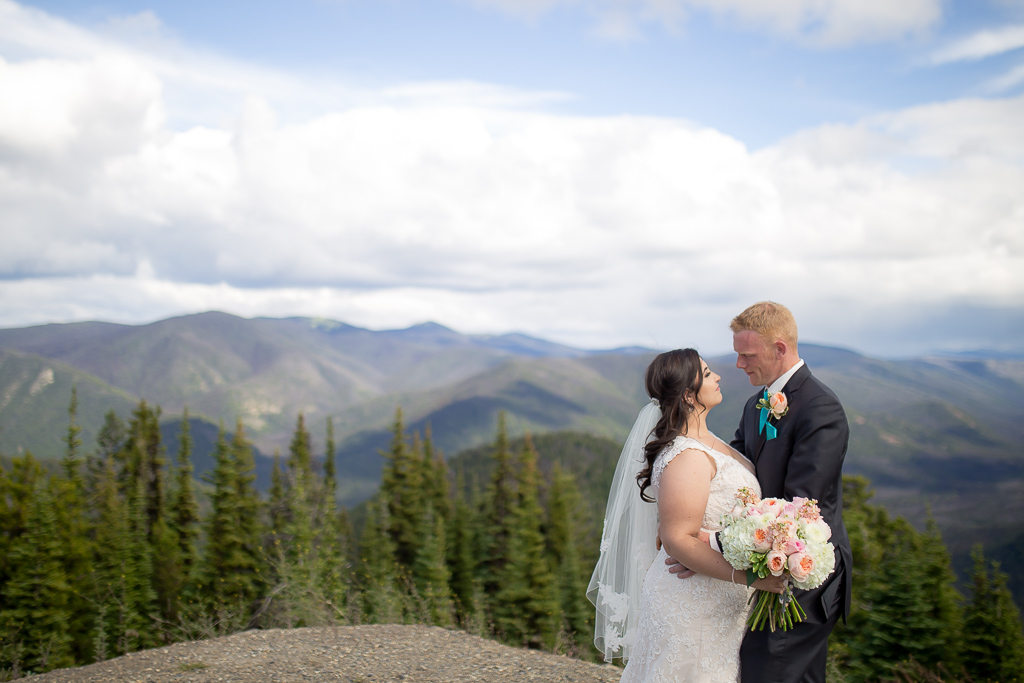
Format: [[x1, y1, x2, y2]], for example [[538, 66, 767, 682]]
[[0, 312, 655, 501]]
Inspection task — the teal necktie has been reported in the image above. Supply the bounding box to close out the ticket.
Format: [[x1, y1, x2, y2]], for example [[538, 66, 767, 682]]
[[759, 389, 777, 440]]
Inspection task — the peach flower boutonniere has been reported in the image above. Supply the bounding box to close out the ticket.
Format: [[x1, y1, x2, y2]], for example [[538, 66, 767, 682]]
[[757, 392, 789, 421]]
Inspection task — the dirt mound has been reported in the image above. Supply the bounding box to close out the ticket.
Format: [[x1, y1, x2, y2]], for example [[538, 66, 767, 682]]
[[24, 624, 622, 682]]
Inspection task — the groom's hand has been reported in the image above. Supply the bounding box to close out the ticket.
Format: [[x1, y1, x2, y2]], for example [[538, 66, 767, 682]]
[[665, 529, 712, 579], [665, 556, 696, 579]]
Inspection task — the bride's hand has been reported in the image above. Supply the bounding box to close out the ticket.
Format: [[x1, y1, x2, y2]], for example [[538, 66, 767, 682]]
[[752, 574, 786, 594]]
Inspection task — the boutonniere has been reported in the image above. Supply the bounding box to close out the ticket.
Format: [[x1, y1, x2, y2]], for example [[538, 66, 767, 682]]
[[757, 392, 788, 440]]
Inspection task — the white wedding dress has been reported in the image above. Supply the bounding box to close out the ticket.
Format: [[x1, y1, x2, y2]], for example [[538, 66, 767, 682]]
[[620, 436, 761, 683]]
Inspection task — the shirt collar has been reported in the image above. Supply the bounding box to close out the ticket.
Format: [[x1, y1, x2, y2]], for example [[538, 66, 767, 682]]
[[767, 359, 805, 395]]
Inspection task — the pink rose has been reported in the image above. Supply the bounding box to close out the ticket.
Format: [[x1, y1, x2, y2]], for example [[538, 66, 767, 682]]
[[782, 538, 806, 555], [752, 526, 773, 552], [769, 392, 788, 419], [788, 553, 815, 582], [759, 499, 782, 516], [766, 550, 787, 577]]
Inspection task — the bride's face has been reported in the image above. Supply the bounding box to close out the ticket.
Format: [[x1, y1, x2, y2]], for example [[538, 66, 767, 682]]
[[695, 359, 723, 410]]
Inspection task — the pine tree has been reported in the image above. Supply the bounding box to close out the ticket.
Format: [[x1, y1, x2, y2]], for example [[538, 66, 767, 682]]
[[90, 455, 129, 660], [275, 462, 319, 627], [165, 409, 201, 623], [421, 425, 452, 523], [0, 455, 47, 620], [268, 450, 287, 541], [54, 387, 95, 662], [231, 420, 264, 599], [202, 423, 262, 618], [412, 504, 454, 627], [481, 412, 517, 603], [843, 516, 961, 681], [121, 400, 166, 537], [358, 497, 405, 624], [62, 385, 84, 481], [547, 463, 592, 655], [962, 547, 1024, 683], [323, 417, 337, 502], [380, 408, 426, 570], [287, 413, 314, 485], [449, 469, 479, 624], [493, 436, 558, 648], [315, 418, 349, 621], [125, 475, 159, 650], [91, 461, 157, 658], [0, 479, 74, 673], [88, 409, 125, 486]]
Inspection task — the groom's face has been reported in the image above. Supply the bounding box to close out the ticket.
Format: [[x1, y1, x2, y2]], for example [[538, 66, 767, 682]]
[[733, 330, 780, 387]]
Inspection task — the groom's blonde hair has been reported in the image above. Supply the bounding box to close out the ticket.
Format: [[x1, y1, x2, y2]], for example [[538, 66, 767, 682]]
[[731, 301, 798, 349]]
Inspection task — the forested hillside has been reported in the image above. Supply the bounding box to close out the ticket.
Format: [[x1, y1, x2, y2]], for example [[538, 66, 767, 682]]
[[2, 391, 1024, 681]]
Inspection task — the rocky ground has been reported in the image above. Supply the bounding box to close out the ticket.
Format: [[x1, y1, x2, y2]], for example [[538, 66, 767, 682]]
[[23, 625, 623, 683]]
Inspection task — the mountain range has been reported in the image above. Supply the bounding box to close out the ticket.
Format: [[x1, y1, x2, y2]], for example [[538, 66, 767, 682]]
[[2, 311, 1024, 557]]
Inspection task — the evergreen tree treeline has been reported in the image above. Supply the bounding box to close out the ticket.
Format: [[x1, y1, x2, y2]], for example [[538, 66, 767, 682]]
[[0, 395, 596, 677], [2, 389, 1023, 681]]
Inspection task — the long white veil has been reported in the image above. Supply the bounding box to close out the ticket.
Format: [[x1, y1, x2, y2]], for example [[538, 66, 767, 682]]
[[586, 398, 661, 663]]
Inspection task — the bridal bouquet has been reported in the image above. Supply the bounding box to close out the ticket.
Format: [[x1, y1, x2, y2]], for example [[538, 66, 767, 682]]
[[719, 487, 836, 631]]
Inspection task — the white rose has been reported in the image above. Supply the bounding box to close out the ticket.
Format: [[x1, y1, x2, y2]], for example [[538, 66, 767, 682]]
[[800, 518, 830, 544]]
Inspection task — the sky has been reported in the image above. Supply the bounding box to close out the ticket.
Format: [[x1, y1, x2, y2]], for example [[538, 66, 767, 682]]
[[1, 0, 1023, 357]]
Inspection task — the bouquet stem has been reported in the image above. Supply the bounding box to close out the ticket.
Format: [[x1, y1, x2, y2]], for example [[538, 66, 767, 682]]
[[746, 583, 806, 632]]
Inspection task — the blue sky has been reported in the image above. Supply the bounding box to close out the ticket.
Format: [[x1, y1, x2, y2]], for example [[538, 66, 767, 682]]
[[1, 0, 1023, 356], [25, 0, 1024, 143]]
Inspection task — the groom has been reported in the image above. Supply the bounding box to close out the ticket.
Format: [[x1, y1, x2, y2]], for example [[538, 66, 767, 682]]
[[671, 301, 852, 682]]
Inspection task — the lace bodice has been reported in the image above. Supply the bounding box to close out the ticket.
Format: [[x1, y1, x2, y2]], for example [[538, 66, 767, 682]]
[[650, 435, 760, 532]]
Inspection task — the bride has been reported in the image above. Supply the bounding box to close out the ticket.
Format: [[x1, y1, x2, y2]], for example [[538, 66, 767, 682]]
[[587, 349, 783, 682]]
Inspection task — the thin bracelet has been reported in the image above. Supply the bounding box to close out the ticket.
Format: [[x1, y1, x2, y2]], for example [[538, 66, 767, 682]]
[[731, 568, 736, 584]]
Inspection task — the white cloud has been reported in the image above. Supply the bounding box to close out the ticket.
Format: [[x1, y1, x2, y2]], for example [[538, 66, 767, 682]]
[[983, 62, 1024, 94], [1, 1, 1023, 355], [929, 24, 1024, 64], [466, 0, 943, 46]]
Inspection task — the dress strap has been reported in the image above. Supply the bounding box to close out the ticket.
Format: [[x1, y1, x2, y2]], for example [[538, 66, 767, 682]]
[[652, 436, 721, 488]]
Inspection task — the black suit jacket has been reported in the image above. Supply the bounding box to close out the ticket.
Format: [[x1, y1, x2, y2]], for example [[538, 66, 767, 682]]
[[730, 363, 853, 620]]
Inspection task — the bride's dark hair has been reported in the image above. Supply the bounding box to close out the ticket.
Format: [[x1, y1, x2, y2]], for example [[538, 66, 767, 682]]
[[636, 348, 705, 502]]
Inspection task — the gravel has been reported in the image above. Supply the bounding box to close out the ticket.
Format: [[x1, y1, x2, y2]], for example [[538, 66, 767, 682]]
[[23, 625, 623, 683]]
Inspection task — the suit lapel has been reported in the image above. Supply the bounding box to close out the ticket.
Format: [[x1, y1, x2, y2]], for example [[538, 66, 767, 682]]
[[749, 395, 767, 465], [753, 405, 768, 463]]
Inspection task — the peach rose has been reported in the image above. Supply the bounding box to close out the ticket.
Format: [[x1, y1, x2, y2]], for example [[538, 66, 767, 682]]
[[752, 526, 773, 552], [769, 392, 788, 419], [766, 550, 787, 577], [788, 552, 815, 582]]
